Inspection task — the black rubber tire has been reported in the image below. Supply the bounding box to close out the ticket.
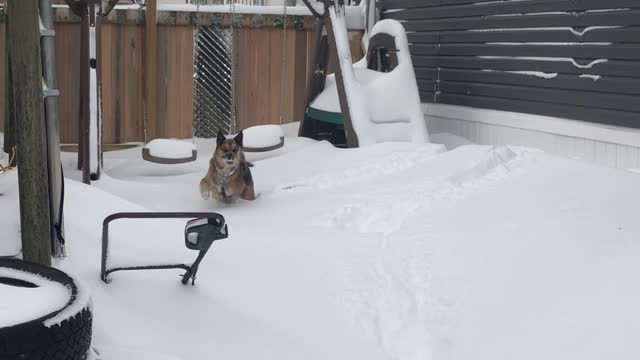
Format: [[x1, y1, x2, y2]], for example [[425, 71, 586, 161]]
[[0, 259, 93, 360]]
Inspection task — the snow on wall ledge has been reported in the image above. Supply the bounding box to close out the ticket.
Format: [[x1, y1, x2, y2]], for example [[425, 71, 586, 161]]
[[424, 103, 640, 170]]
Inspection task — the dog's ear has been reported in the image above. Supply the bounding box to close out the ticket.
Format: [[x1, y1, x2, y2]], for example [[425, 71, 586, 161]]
[[216, 129, 225, 146], [233, 131, 243, 147]]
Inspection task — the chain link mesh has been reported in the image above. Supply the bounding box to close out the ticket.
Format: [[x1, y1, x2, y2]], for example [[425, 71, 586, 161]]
[[193, 26, 233, 138]]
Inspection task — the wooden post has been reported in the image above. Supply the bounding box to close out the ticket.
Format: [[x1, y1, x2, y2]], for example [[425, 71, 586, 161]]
[[145, 0, 158, 140], [3, 10, 17, 165], [324, 14, 359, 148], [80, 4, 91, 183], [8, 0, 53, 265], [298, 19, 328, 139]]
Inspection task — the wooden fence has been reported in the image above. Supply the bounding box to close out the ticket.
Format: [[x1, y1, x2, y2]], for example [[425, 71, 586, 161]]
[[0, 8, 364, 145]]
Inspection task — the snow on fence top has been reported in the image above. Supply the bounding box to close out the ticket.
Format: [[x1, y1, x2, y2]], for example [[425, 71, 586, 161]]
[[48, 3, 365, 29]]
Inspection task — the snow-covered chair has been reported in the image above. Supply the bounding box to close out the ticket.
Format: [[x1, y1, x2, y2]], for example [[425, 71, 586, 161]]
[[306, 18, 429, 146]]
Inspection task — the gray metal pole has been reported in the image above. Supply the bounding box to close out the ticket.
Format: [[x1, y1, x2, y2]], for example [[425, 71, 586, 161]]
[[39, 0, 65, 259]]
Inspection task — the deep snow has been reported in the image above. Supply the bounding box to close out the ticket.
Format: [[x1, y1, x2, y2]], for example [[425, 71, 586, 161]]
[[2, 128, 640, 360], [0, 268, 71, 328]]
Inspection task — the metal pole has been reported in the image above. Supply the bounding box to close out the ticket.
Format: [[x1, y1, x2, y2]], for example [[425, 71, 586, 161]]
[[39, 0, 65, 259]]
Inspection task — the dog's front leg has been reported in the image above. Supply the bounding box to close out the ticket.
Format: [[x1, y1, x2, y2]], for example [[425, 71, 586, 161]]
[[240, 184, 256, 201], [199, 178, 212, 200]]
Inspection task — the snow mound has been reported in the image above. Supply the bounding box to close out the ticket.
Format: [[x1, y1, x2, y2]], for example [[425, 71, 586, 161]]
[[449, 145, 517, 185], [430, 132, 476, 150], [242, 125, 284, 149], [0, 268, 72, 328], [145, 139, 196, 160], [272, 142, 446, 195], [0, 171, 21, 257], [314, 146, 522, 236], [44, 272, 92, 328]]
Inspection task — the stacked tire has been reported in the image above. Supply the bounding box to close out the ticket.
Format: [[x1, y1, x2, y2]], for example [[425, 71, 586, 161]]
[[0, 259, 93, 360]]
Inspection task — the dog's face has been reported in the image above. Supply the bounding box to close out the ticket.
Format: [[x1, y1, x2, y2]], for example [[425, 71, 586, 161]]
[[214, 130, 244, 169]]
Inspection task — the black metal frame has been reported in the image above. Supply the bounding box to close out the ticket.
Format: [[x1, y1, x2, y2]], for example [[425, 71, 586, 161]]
[[101, 212, 228, 285]]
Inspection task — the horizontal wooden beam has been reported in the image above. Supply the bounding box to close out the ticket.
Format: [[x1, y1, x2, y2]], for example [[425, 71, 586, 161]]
[[28, 6, 317, 28]]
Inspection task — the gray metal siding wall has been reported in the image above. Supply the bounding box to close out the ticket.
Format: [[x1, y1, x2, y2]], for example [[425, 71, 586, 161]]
[[379, 0, 640, 129]]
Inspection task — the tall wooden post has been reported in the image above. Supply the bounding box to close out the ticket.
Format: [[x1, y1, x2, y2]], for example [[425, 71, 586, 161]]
[[79, 2, 91, 184], [145, 0, 158, 140], [8, 0, 53, 265]]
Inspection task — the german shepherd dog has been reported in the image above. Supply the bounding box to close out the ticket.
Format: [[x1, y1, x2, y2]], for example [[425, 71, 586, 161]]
[[200, 130, 256, 203]]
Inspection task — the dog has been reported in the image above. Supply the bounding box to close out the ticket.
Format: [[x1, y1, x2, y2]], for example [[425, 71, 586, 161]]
[[200, 130, 256, 203]]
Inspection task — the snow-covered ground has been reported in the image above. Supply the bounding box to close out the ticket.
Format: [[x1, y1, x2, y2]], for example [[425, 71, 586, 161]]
[[2, 127, 640, 360]]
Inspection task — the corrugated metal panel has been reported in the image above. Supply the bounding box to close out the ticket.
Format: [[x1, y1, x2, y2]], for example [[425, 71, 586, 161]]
[[380, 0, 640, 128]]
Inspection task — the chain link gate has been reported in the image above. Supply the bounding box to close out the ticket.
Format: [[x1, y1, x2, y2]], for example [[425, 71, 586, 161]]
[[192, 25, 234, 139]]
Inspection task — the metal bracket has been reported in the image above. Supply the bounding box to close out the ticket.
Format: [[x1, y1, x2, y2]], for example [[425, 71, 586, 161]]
[[101, 212, 229, 285], [42, 78, 60, 98]]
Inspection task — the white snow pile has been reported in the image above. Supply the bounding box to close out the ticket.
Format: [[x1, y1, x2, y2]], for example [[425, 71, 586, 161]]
[[0, 167, 21, 258], [0, 268, 71, 328], [241, 124, 284, 149], [145, 138, 196, 159], [2, 125, 640, 360], [310, 17, 429, 145]]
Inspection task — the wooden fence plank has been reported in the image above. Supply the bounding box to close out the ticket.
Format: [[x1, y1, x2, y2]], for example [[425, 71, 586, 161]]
[[159, 25, 194, 139], [55, 23, 81, 144], [0, 19, 363, 144]]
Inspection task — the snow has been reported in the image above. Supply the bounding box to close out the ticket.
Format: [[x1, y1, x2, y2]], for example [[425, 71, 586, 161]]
[[4, 111, 640, 360], [482, 69, 558, 79], [310, 16, 429, 145], [0, 169, 21, 257], [159, 3, 323, 15], [580, 74, 602, 81], [43, 271, 92, 327], [478, 56, 609, 69], [145, 139, 196, 160], [469, 26, 623, 37], [241, 125, 284, 149], [0, 268, 71, 328], [429, 132, 476, 150], [51, 3, 366, 30], [486, 42, 613, 45], [161, 3, 366, 29]]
